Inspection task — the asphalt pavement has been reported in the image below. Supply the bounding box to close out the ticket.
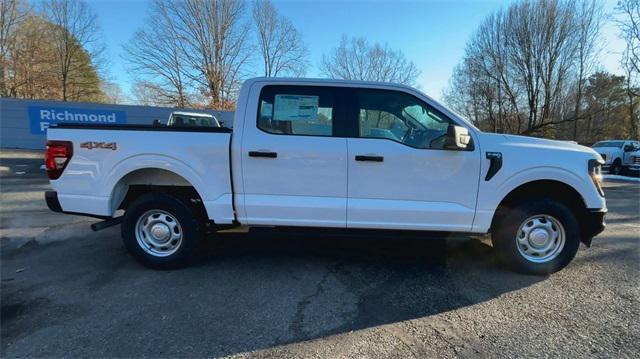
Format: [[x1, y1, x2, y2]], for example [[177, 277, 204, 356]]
[[1, 149, 638, 358]]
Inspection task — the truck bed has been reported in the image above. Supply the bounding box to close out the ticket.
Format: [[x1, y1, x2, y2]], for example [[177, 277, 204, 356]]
[[47, 124, 235, 222]]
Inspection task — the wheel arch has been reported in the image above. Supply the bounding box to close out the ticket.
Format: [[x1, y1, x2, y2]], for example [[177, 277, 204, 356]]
[[110, 167, 208, 219], [490, 179, 590, 240]]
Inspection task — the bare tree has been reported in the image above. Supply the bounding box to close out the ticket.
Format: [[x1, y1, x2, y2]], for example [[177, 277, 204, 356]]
[[101, 81, 127, 104], [123, 0, 191, 107], [618, 0, 640, 74], [9, 15, 53, 99], [131, 81, 164, 107], [0, 0, 29, 96], [252, 0, 308, 77], [618, 0, 640, 138], [445, 0, 608, 140], [572, 0, 603, 139], [41, 0, 104, 101], [167, 0, 252, 109], [320, 35, 420, 86]]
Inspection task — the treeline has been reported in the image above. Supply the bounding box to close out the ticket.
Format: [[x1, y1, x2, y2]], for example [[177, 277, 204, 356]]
[[2, 0, 637, 145], [1, 0, 420, 109], [444, 0, 639, 142], [125, 0, 419, 109], [0, 0, 111, 102]]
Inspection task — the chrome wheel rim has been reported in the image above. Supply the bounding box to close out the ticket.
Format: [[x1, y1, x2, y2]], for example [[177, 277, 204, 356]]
[[515, 214, 565, 263], [135, 210, 182, 257]]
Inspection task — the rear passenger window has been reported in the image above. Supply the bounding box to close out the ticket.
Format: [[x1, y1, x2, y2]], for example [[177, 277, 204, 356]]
[[258, 86, 335, 136]]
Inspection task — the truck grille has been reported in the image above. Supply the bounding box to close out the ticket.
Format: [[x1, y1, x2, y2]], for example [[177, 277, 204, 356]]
[[632, 156, 640, 164]]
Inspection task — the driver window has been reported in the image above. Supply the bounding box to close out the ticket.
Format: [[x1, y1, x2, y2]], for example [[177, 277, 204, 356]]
[[356, 89, 453, 149]]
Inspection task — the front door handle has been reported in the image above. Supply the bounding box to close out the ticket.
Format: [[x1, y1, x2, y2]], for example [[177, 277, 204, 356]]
[[355, 155, 384, 162], [249, 151, 277, 158]]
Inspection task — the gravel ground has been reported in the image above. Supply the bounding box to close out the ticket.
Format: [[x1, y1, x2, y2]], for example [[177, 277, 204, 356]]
[[1, 149, 639, 358]]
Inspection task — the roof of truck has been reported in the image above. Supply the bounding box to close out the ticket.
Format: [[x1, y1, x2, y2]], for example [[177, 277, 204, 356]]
[[171, 111, 215, 118], [243, 77, 417, 89]]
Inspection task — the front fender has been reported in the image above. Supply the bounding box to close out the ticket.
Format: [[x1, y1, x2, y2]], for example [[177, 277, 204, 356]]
[[472, 166, 605, 233]]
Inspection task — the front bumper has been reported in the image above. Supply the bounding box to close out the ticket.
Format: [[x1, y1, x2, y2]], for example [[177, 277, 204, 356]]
[[582, 209, 606, 247]]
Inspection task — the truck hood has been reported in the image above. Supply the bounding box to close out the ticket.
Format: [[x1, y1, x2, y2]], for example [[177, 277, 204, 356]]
[[478, 133, 598, 156], [591, 147, 618, 159]]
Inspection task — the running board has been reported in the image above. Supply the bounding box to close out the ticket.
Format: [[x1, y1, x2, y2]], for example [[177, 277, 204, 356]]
[[91, 216, 123, 231]]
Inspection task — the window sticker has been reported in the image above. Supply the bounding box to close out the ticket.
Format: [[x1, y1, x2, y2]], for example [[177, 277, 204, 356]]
[[260, 102, 273, 117], [274, 95, 319, 121]]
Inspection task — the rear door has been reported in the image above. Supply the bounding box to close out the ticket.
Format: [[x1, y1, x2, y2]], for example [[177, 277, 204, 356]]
[[239, 84, 349, 227], [345, 88, 481, 231]]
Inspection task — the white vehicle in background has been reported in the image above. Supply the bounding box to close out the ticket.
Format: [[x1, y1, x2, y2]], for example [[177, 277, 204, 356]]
[[591, 140, 640, 175], [44, 77, 607, 275], [166, 111, 220, 128], [624, 148, 640, 176]]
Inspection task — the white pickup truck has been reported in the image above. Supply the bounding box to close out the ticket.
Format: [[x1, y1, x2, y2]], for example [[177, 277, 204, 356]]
[[44, 78, 607, 275], [591, 140, 640, 175], [166, 111, 220, 128]]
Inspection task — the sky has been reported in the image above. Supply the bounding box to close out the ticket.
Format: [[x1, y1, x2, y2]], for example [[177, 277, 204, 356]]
[[90, 0, 627, 102]]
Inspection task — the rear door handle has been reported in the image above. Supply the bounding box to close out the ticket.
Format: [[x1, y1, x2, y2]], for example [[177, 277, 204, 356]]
[[249, 151, 277, 158], [355, 155, 384, 162]]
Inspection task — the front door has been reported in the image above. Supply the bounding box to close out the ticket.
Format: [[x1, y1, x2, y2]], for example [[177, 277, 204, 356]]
[[346, 88, 481, 231], [240, 84, 348, 227]]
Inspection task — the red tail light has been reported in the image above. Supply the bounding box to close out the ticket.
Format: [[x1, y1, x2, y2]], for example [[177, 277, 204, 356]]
[[45, 141, 73, 180]]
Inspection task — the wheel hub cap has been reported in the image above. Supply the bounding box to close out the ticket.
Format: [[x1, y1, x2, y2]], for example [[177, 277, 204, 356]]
[[516, 214, 566, 263], [150, 223, 171, 242], [135, 210, 183, 257], [529, 228, 550, 248]]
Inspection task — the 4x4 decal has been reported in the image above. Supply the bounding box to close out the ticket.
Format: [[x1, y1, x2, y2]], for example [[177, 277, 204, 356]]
[[80, 142, 117, 150]]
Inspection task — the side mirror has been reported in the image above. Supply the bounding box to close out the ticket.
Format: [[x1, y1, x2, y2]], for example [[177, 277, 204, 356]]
[[444, 125, 471, 150]]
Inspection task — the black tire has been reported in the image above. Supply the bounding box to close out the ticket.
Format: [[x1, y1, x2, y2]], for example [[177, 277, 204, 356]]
[[121, 192, 204, 269], [611, 159, 622, 175], [491, 198, 580, 275]]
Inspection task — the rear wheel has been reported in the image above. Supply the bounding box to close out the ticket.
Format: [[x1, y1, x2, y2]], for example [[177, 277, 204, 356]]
[[121, 193, 204, 269], [492, 198, 580, 275]]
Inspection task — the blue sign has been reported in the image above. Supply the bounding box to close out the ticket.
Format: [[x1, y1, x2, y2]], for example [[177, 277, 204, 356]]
[[28, 106, 127, 134]]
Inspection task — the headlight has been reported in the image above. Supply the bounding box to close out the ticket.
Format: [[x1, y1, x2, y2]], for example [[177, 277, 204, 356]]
[[588, 158, 604, 197]]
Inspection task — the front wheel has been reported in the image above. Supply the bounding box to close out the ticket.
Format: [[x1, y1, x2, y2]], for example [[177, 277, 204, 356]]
[[121, 193, 204, 269], [492, 199, 580, 275], [611, 159, 622, 175]]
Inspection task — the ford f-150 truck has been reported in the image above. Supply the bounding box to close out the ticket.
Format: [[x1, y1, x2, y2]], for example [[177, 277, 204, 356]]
[[44, 78, 607, 275], [592, 140, 640, 175]]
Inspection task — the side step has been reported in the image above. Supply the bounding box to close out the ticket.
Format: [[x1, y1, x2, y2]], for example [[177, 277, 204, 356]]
[[91, 216, 123, 231]]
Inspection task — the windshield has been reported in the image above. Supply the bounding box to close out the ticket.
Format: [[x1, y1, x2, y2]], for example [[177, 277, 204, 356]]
[[592, 141, 624, 148], [170, 114, 218, 127]]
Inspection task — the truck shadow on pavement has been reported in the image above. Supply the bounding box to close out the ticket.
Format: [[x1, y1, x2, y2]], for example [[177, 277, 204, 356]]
[[191, 229, 543, 355], [1, 227, 543, 357]]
